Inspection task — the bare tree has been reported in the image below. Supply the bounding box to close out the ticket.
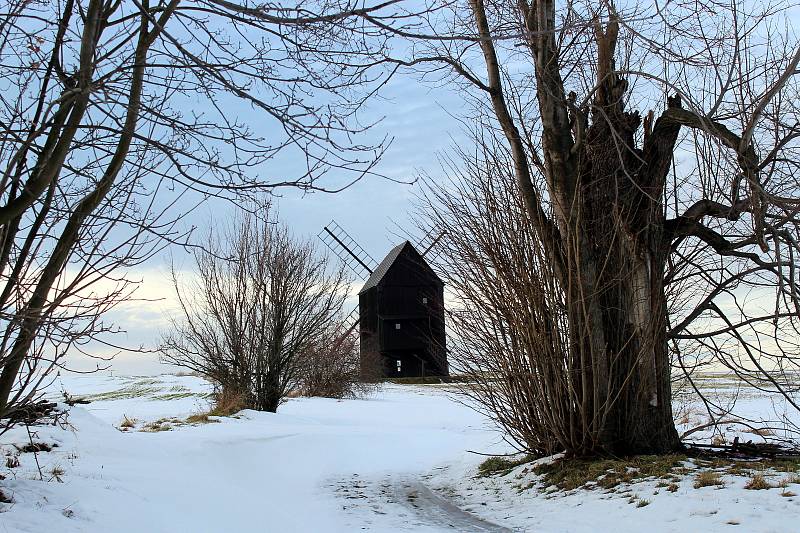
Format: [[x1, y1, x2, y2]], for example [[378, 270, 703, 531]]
[[404, 0, 800, 455], [160, 210, 351, 412], [0, 0, 407, 426]]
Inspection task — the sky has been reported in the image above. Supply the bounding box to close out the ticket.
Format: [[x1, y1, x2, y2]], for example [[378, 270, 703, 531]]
[[66, 68, 468, 375], [57, 0, 800, 377]]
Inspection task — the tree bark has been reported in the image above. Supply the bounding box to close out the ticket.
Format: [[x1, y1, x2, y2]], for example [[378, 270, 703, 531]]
[[476, 0, 683, 455], [555, 27, 683, 455]]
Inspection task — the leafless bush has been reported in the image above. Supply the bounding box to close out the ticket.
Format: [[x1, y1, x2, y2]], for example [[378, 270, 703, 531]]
[[415, 138, 571, 456], [298, 326, 374, 399], [359, 341, 387, 384], [160, 209, 350, 412]]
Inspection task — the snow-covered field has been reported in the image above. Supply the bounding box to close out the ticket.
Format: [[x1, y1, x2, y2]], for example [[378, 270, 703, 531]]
[[1, 373, 798, 532]]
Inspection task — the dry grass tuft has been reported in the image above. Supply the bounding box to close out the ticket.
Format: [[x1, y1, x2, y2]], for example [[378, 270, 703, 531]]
[[185, 413, 220, 424], [711, 435, 727, 446], [744, 473, 773, 490], [49, 465, 65, 482], [208, 389, 247, 417], [784, 473, 800, 484], [180, 389, 247, 424], [746, 427, 775, 437], [16, 442, 53, 453], [694, 471, 725, 489], [142, 420, 172, 432]]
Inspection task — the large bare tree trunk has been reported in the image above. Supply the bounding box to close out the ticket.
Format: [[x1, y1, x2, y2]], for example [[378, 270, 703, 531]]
[[563, 22, 683, 454], [468, 0, 684, 455], [550, 26, 682, 454]]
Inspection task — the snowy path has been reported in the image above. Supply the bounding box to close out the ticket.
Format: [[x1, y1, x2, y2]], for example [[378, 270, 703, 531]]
[[1, 376, 507, 533]]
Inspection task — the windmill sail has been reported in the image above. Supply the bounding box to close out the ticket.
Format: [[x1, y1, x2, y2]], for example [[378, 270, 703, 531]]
[[318, 220, 378, 277], [420, 230, 446, 257], [318, 220, 377, 347], [391, 224, 446, 262]]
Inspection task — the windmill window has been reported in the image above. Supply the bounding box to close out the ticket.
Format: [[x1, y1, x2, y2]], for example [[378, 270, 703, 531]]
[[422, 297, 428, 304], [396, 360, 402, 372], [395, 323, 401, 330]]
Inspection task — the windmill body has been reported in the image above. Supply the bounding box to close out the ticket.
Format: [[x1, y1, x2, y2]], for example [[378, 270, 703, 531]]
[[319, 223, 448, 379], [358, 241, 447, 378]]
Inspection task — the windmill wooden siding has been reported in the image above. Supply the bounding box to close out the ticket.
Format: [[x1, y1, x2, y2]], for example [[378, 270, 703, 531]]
[[358, 241, 447, 378]]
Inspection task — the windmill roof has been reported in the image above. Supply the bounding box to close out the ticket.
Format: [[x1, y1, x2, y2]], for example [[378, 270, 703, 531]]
[[358, 241, 409, 294]]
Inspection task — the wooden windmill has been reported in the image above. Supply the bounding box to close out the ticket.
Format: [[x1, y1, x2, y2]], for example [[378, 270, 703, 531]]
[[319, 221, 447, 378]]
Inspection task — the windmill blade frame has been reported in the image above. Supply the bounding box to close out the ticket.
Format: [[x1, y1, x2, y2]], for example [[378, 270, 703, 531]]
[[318, 220, 378, 278]]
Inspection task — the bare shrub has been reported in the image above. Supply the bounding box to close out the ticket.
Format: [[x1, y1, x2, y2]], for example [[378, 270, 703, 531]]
[[160, 209, 350, 413], [358, 340, 387, 384], [414, 143, 576, 456], [298, 326, 373, 399]]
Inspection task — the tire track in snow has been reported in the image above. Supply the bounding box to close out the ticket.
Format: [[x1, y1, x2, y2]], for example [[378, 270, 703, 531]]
[[333, 474, 513, 532], [392, 479, 513, 532]]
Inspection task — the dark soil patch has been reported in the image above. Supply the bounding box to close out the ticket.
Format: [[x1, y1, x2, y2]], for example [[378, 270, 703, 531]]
[[16, 442, 54, 453]]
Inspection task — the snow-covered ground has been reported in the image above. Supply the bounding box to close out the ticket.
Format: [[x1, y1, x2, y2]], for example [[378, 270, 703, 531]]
[[1, 373, 798, 532]]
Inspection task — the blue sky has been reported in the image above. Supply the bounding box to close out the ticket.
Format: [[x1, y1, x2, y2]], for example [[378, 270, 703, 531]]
[[67, 68, 467, 375]]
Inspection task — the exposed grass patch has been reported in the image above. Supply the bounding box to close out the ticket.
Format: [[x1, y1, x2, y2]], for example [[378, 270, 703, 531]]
[[385, 376, 472, 385], [635, 498, 651, 508], [773, 458, 800, 473], [744, 473, 773, 490], [477, 455, 534, 477], [152, 392, 198, 401], [86, 383, 163, 401], [695, 457, 800, 476], [5, 455, 19, 468], [142, 420, 172, 432], [533, 454, 688, 491], [781, 489, 797, 497], [86, 379, 207, 402], [185, 413, 220, 424], [694, 471, 725, 489]]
